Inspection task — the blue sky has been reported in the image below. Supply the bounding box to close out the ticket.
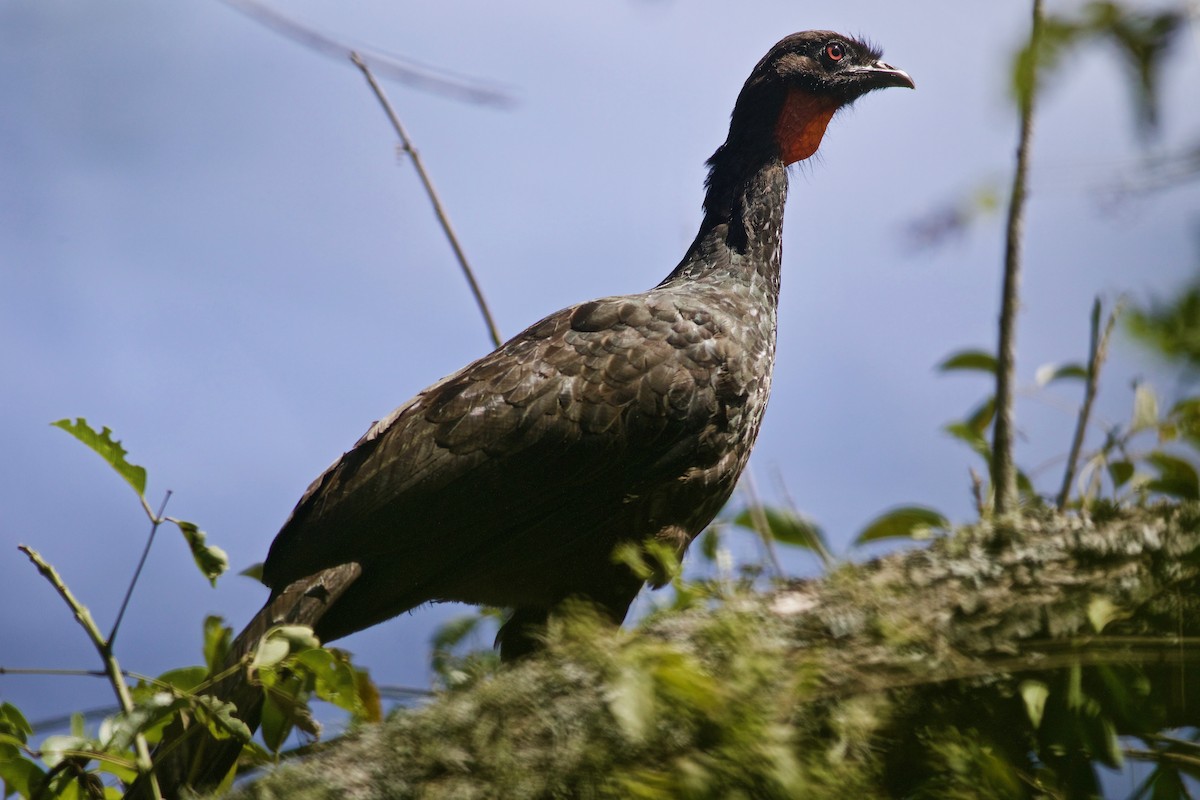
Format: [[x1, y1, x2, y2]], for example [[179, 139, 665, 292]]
[[3, 0, 1199, 741]]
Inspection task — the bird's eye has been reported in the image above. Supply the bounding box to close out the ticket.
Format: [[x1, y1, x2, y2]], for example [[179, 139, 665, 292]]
[[825, 42, 846, 62]]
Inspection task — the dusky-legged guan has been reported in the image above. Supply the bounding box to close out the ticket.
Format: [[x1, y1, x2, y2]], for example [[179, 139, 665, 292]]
[[136, 30, 913, 797]]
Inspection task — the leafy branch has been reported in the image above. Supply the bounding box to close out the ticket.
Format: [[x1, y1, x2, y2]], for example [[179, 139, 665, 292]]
[[16, 545, 162, 799]]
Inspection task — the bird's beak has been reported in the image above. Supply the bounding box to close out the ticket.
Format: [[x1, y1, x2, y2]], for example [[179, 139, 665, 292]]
[[846, 60, 916, 91]]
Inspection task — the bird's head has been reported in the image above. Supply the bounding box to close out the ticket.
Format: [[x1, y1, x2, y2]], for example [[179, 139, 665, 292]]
[[725, 31, 915, 165]]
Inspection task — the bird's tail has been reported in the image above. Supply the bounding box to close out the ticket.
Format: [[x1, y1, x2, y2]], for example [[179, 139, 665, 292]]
[[126, 562, 362, 799]]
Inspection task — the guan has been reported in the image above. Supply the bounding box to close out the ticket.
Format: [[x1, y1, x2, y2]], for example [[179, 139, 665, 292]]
[[141, 30, 913, 796]]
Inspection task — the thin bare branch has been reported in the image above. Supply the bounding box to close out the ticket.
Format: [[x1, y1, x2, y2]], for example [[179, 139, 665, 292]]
[[218, 0, 513, 108], [992, 0, 1046, 515], [738, 471, 785, 578], [110, 490, 172, 645], [1057, 298, 1122, 509], [352, 52, 504, 349]]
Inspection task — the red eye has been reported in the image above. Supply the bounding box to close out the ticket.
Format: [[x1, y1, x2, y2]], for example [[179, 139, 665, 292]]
[[825, 42, 845, 61]]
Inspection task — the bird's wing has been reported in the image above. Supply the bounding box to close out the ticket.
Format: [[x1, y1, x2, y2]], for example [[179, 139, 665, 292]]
[[260, 290, 756, 601]]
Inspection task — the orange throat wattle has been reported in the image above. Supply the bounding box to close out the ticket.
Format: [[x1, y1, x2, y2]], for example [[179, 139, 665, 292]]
[[775, 88, 840, 164]]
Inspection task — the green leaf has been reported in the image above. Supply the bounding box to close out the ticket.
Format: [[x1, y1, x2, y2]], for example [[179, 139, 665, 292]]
[[155, 667, 208, 694], [937, 349, 997, 374], [855, 506, 949, 545], [51, 418, 147, 497], [259, 673, 313, 753], [354, 668, 382, 724], [965, 396, 997, 435], [944, 421, 992, 460], [293, 649, 360, 715], [0, 756, 45, 799], [173, 520, 228, 587], [1034, 362, 1088, 386], [1131, 384, 1160, 433], [698, 526, 721, 563], [1144, 452, 1200, 500], [193, 696, 252, 743], [732, 507, 830, 563], [1087, 596, 1125, 634], [0, 704, 32, 744], [203, 615, 232, 673], [1020, 680, 1050, 728], [1108, 460, 1135, 489], [239, 562, 266, 583]]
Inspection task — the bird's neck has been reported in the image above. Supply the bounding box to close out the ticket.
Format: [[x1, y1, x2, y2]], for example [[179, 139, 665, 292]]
[[661, 155, 788, 298]]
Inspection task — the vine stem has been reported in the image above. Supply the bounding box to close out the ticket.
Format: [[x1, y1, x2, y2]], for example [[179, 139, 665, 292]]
[[992, 0, 1046, 515], [18, 545, 163, 800], [351, 51, 503, 350]]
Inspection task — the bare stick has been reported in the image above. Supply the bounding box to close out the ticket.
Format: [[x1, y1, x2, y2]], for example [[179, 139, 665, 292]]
[[219, 0, 512, 108], [19, 546, 163, 800], [351, 52, 504, 350], [1056, 299, 1121, 509], [992, 0, 1046, 515], [110, 490, 172, 646], [739, 471, 785, 577]]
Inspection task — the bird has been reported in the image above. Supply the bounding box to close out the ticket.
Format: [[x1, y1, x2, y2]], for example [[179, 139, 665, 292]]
[[138, 30, 913, 797]]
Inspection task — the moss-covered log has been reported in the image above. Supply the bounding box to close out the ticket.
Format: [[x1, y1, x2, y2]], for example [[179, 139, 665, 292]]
[[227, 504, 1200, 799]]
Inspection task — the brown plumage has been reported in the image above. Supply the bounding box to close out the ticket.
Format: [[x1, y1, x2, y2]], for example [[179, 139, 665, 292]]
[[139, 30, 913, 796]]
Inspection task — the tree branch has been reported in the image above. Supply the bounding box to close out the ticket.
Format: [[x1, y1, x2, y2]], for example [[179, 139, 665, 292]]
[[992, 0, 1046, 515], [351, 51, 503, 350]]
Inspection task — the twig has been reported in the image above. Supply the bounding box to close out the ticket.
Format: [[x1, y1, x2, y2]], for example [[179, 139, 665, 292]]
[[18, 546, 163, 800], [110, 490, 172, 645], [1056, 299, 1121, 509], [218, 0, 513, 108], [1123, 747, 1200, 771], [992, 0, 1046, 515], [351, 52, 504, 350], [0, 667, 109, 678], [739, 471, 786, 578]]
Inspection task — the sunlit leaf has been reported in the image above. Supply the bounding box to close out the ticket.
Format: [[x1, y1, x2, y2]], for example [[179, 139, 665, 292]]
[[39, 735, 89, 768], [194, 696, 251, 743], [1131, 384, 1160, 433], [239, 562, 266, 583], [855, 506, 949, 545], [173, 520, 228, 587], [1087, 596, 1126, 634], [51, 418, 147, 497], [1020, 680, 1050, 728], [1035, 362, 1088, 386], [251, 637, 292, 672], [937, 349, 997, 374]]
